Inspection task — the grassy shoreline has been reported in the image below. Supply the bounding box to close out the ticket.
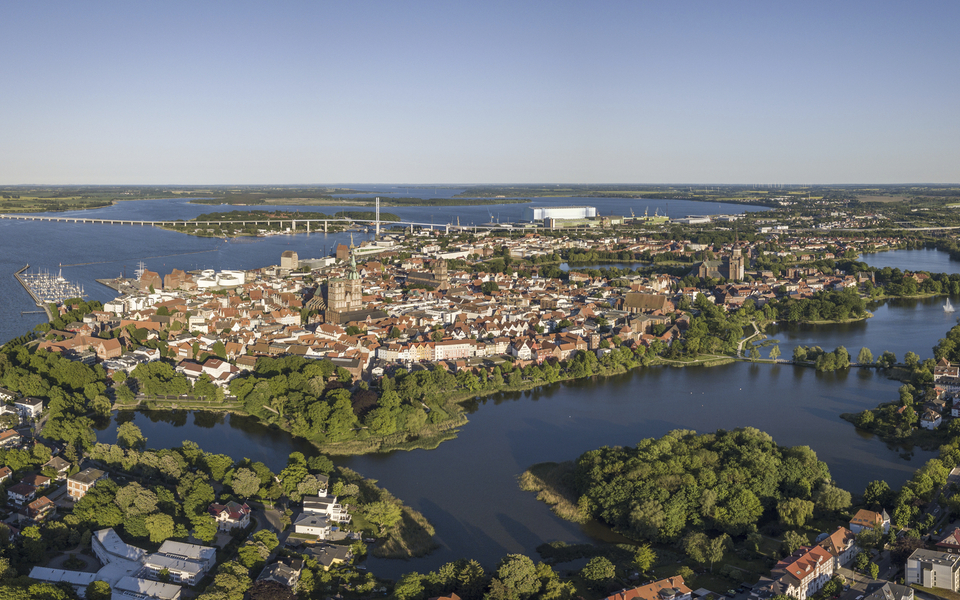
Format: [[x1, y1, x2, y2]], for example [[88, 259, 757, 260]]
[[518, 461, 587, 523]]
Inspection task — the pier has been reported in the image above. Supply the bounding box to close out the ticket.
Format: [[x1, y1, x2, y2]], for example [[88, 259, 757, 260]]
[[13, 265, 53, 321]]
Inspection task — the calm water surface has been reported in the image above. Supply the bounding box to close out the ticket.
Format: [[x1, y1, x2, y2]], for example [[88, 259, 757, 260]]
[[860, 248, 960, 275]]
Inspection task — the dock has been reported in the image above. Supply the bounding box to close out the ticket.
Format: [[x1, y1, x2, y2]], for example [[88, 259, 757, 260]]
[[13, 265, 53, 321]]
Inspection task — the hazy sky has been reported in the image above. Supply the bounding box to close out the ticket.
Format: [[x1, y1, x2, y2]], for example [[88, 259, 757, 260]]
[[1, 1, 958, 185]]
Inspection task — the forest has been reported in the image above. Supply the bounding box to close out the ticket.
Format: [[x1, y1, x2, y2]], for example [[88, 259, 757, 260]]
[[573, 428, 847, 543]]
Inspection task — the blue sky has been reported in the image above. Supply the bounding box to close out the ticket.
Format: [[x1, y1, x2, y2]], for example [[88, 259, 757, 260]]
[[1, 1, 957, 185]]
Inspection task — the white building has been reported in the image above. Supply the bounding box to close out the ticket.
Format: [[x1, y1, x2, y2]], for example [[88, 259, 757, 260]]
[[906, 549, 960, 592], [142, 541, 216, 585], [114, 576, 182, 600], [14, 398, 43, 421], [522, 206, 597, 221], [293, 513, 332, 539], [302, 495, 351, 523]]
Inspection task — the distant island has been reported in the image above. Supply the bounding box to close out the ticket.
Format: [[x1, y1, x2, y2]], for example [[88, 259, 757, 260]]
[[189, 194, 531, 207], [160, 209, 401, 237]]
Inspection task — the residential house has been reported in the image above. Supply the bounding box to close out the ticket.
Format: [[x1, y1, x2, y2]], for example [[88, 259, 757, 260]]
[[21, 473, 49, 490], [293, 513, 332, 539], [817, 527, 858, 568], [304, 544, 353, 570], [0, 467, 12, 483], [302, 495, 351, 523], [849, 509, 891, 534], [13, 398, 43, 422], [258, 557, 303, 592], [42, 456, 71, 480], [0, 429, 20, 449], [937, 528, 960, 554], [6, 482, 36, 506], [208, 501, 251, 531], [21, 496, 55, 523], [863, 582, 913, 600], [921, 410, 943, 430], [603, 576, 692, 600], [906, 549, 960, 592], [935, 359, 960, 381], [67, 468, 106, 501], [768, 545, 835, 600]]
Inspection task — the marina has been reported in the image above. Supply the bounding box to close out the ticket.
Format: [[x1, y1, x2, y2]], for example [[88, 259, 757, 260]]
[[13, 264, 85, 320]]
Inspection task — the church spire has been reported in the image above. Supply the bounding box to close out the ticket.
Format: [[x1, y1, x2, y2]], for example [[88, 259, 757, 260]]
[[347, 247, 360, 280]]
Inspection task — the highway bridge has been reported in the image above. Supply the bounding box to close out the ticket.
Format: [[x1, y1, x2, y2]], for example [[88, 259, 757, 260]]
[[0, 213, 515, 234]]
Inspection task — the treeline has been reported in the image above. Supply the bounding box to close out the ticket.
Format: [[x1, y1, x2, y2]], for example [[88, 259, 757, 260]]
[[380, 197, 529, 206], [226, 348, 663, 448], [573, 428, 848, 543], [677, 294, 750, 356], [935, 323, 960, 364], [335, 210, 400, 221], [191, 209, 401, 222], [0, 343, 106, 449], [768, 288, 867, 323]]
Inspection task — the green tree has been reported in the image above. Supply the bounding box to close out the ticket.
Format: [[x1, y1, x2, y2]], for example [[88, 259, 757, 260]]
[[145, 513, 175, 543], [769, 345, 781, 360], [782, 530, 809, 555], [863, 480, 893, 509], [904, 351, 920, 369], [778, 498, 815, 528], [116, 422, 146, 450], [581, 556, 616, 586], [854, 551, 871, 573], [192, 514, 219, 543], [86, 580, 112, 600], [877, 351, 897, 368], [393, 572, 425, 600], [857, 347, 873, 365], [814, 484, 852, 513], [495, 554, 541, 600], [633, 543, 656, 573], [868, 562, 880, 580], [231, 467, 261, 498], [365, 501, 403, 535]]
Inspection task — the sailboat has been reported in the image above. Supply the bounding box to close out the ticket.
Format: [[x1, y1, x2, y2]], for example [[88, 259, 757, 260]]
[[946, 298, 955, 313]]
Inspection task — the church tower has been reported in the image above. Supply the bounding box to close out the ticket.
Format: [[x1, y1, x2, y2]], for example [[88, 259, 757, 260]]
[[324, 248, 364, 321], [433, 259, 450, 291], [728, 247, 745, 281]]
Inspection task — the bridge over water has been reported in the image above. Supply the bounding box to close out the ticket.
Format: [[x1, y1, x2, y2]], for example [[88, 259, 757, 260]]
[[0, 213, 513, 234]]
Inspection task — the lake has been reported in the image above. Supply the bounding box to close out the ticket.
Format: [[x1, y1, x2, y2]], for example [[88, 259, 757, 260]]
[[860, 248, 960, 275]]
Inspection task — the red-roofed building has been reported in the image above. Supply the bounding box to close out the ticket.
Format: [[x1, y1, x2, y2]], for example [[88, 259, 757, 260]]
[[21, 496, 55, 523], [770, 545, 835, 600], [817, 526, 858, 568], [209, 501, 252, 531], [604, 576, 692, 600], [849, 508, 890, 534], [937, 528, 960, 554]]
